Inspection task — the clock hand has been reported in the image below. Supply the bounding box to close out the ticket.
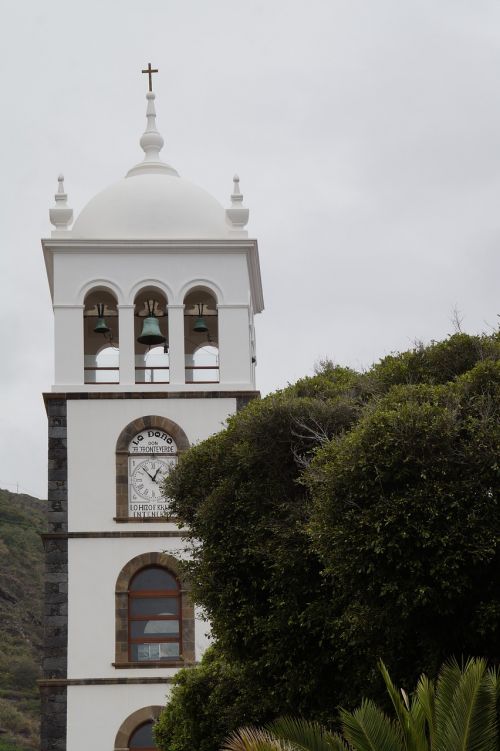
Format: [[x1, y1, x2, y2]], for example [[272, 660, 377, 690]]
[[152, 468, 161, 482], [142, 469, 155, 481]]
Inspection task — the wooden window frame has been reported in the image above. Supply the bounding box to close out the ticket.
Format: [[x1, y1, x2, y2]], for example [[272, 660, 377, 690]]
[[115, 552, 195, 668], [128, 720, 156, 751], [114, 707, 163, 751], [128, 567, 182, 662]]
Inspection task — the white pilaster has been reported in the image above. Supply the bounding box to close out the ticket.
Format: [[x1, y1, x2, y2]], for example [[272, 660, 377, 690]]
[[217, 305, 251, 386], [167, 305, 185, 385], [53, 305, 84, 385], [118, 305, 135, 385]]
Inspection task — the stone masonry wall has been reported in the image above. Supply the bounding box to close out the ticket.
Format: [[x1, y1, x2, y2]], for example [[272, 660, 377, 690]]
[[40, 397, 68, 751]]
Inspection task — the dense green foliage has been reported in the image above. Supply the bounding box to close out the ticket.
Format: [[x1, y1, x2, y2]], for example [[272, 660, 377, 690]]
[[225, 658, 499, 751], [307, 361, 500, 693], [0, 489, 44, 750], [154, 648, 272, 751], [155, 333, 500, 751]]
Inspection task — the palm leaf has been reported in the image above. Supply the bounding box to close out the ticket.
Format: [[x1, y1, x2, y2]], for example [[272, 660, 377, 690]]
[[414, 673, 435, 750], [378, 661, 427, 751], [340, 699, 404, 751], [438, 658, 497, 751], [434, 657, 462, 741], [223, 726, 289, 751], [268, 716, 349, 751]]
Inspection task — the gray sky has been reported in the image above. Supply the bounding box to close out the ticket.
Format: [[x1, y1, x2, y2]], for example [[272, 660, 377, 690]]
[[0, 0, 498, 498]]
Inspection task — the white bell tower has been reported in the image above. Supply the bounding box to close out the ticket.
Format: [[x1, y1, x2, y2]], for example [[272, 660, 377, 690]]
[[39, 69, 263, 751]]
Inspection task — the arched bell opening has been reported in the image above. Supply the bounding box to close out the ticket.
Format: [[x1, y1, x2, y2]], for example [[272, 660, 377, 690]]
[[84, 289, 119, 383], [183, 289, 219, 383], [134, 288, 169, 384]]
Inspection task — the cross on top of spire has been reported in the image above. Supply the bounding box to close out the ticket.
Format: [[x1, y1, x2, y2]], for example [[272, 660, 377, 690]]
[[141, 62, 158, 92]]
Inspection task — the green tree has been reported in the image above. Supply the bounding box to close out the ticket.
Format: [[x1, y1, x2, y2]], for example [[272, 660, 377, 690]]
[[307, 360, 500, 696], [154, 648, 273, 751], [224, 657, 499, 751], [156, 333, 500, 751]]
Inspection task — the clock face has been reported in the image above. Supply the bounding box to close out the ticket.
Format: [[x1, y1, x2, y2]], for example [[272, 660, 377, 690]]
[[127, 428, 178, 518], [130, 457, 174, 501]]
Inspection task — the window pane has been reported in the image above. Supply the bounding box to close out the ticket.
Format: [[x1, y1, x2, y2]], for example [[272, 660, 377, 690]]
[[130, 620, 180, 638], [130, 567, 177, 591], [130, 597, 179, 617], [132, 642, 180, 661], [129, 721, 155, 748]]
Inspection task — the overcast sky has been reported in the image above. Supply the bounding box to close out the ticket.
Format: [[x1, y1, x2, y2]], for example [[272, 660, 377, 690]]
[[0, 1, 498, 498]]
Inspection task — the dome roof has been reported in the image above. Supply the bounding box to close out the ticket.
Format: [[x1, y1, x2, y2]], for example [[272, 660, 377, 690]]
[[69, 91, 232, 240], [72, 172, 229, 239]]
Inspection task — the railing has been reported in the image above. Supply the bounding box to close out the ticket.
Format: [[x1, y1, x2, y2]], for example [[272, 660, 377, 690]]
[[84, 353, 119, 384], [135, 366, 170, 383], [185, 350, 219, 383], [135, 352, 170, 384], [84, 352, 219, 384]]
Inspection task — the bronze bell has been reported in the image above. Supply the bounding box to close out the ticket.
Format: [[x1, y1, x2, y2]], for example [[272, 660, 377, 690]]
[[193, 303, 209, 333], [137, 300, 166, 346], [94, 304, 110, 335]]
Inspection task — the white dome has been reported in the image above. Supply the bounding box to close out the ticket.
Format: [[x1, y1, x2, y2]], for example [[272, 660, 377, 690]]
[[72, 172, 229, 239]]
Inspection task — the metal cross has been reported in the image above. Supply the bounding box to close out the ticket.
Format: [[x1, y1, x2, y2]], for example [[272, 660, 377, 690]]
[[142, 62, 158, 92]]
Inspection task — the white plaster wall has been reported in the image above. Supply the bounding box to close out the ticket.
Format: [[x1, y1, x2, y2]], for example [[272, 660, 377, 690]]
[[67, 397, 236, 531], [52, 249, 256, 389], [67, 683, 173, 751], [67, 537, 211, 679], [53, 250, 250, 306]]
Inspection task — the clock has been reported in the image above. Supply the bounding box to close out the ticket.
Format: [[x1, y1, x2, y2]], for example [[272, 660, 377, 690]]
[[130, 457, 175, 501], [127, 429, 178, 518]]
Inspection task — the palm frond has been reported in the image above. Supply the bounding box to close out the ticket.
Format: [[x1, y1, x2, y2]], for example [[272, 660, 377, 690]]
[[268, 716, 349, 751], [439, 658, 497, 751], [378, 660, 427, 751], [434, 657, 462, 739], [414, 673, 436, 750], [223, 726, 289, 751], [340, 699, 404, 751]]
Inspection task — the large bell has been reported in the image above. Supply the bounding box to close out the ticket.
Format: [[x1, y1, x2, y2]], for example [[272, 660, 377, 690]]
[[94, 304, 110, 335], [193, 316, 208, 333], [193, 303, 209, 333], [138, 315, 166, 345]]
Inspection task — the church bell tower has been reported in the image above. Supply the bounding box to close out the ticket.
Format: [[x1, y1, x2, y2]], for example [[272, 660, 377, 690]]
[[39, 68, 264, 751]]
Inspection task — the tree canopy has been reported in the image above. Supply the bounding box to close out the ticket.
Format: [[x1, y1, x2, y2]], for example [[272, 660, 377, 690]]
[[155, 333, 500, 751]]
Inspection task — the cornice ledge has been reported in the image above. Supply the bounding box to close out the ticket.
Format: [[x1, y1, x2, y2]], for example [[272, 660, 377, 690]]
[[41, 238, 259, 252]]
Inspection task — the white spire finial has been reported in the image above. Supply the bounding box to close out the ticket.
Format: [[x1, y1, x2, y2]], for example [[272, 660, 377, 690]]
[[140, 92, 164, 162], [126, 92, 179, 177], [49, 174, 73, 232], [226, 173, 249, 232]]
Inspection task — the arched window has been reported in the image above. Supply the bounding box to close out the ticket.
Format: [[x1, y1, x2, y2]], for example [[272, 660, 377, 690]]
[[128, 566, 181, 662], [128, 721, 156, 751], [83, 289, 119, 383], [114, 707, 162, 751], [134, 288, 168, 384], [115, 552, 195, 667], [183, 288, 219, 383]]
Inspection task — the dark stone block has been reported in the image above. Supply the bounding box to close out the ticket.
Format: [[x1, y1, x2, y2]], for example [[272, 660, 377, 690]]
[[47, 489, 67, 502], [45, 549, 68, 565], [48, 427, 67, 439]]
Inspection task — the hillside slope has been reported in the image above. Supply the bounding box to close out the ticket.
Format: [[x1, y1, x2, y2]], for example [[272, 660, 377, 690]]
[[0, 489, 44, 751]]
